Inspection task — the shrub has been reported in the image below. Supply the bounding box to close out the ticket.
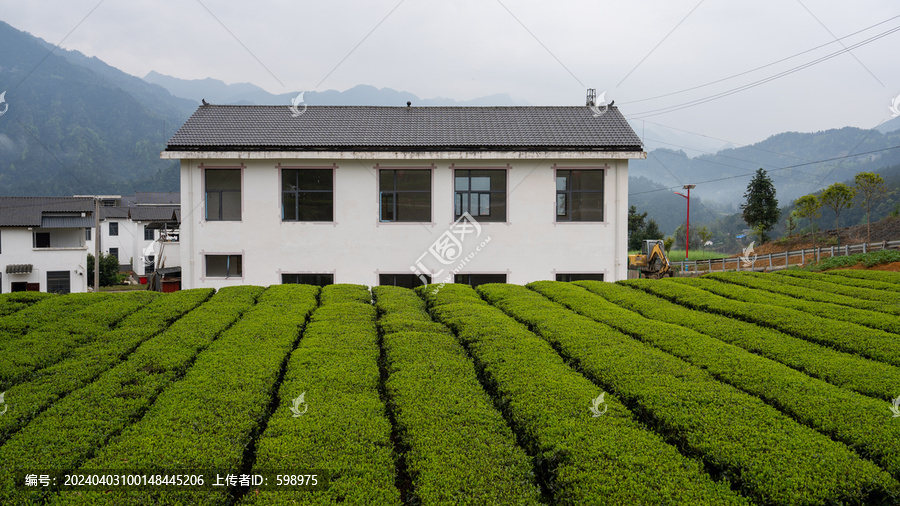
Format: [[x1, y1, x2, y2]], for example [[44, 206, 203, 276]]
[[777, 269, 900, 295], [242, 284, 399, 505], [0, 292, 55, 317], [0, 288, 259, 500], [676, 275, 900, 334], [420, 284, 747, 505], [574, 280, 900, 402], [48, 285, 319, 505], [0, 291, 159, 390], [480, 283, 899, 504], [373, 286, 542, 505], [704, 272, 900, 315], [529, 280, 900, 482], [627, 279, 900, 368]]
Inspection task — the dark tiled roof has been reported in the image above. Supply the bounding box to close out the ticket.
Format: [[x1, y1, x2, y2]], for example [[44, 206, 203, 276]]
[[166, 105, 643, 152], [134, 192, 179, 205], [100, 206, 129, 219], [41, 216, 94, 228], [129, 207, 179, 222], [0, 197, 94, 227]]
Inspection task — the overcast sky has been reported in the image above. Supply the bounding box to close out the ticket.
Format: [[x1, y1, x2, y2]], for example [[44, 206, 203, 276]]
[[2, 0, 899, 150]]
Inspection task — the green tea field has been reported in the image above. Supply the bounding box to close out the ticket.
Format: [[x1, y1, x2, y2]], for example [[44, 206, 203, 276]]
[[2, 269, 900, 505]]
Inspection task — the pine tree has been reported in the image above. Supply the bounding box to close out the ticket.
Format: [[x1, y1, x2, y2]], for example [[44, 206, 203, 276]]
[[741, 169, 780, 244]]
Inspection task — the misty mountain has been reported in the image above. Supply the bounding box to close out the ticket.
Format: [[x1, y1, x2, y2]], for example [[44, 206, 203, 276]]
[[630, 127, 900, 213], [0, 20, 190, 196], [143, 71, 526, 107]]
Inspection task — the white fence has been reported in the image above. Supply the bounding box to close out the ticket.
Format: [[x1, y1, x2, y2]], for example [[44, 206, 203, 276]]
[[671, 240, 900, 274]]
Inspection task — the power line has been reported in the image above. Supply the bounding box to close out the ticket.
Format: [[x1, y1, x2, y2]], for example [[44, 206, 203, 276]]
[[627, 23, 900, 119], [628, 144, 900, 196], [620, 13, 900, 107]]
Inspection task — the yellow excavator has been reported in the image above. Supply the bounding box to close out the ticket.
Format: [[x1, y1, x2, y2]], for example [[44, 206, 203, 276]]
[[628, 239, 674, 279]]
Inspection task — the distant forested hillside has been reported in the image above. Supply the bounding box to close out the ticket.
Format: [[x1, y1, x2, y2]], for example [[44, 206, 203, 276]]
[[0, 20, 194, 196]]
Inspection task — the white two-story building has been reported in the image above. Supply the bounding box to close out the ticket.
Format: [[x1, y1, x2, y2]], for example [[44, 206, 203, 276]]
[[162, 104, 645, 289], [0, 197, 94, 293]]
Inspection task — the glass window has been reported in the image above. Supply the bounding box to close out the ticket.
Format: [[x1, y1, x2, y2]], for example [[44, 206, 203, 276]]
[[556, 273, 604, 282], [379, 170, 431, 222], [85, 228, 91, 241], [454, 170, 506, 222], [144, 226, 154, 241], [454, 274, 507, 287], [109, 222, 118, 236], [34, 233, 50, 248], [282, 169, 334, 222], [47, 271, 70, 294], [206, 254, 242, 278], [206, 169, 241, 221], [379, 273, 430, 288], [556, 170, 604, 222], [282, 273, 334, 287], [109, 247, 119, 260]]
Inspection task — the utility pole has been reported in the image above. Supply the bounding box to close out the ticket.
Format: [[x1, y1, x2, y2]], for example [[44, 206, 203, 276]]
[[674, 184, 696, 260], [94, 197, 100, 291]]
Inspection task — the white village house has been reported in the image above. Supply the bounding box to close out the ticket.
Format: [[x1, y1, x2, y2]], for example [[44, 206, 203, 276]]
[[0, 197, 94, 294], [82, 192, 181, 280], [162, 103, 645, 289]]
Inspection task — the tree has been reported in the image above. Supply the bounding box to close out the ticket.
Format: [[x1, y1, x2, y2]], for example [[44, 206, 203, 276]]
[[820, 182, 856, 246], [794, 194, 821, 244], [663, 236, 674, 254], [643, 219, 663, 243], [785, 211, 798, 237], [672, 223, 700, 251], [628, 206, 664, 250], [627, 205, 648, 251], [697, 226, 713, 257], [87, 253, 120, 288], [741, 169, 780, 244], [854, 172, 889, 244]]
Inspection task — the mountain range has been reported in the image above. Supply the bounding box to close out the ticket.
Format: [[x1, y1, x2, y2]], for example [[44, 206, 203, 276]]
[[2, 18, 899, 237]]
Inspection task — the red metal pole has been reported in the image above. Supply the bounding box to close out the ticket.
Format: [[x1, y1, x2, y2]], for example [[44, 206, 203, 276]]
[[685, 187, 691, 261]]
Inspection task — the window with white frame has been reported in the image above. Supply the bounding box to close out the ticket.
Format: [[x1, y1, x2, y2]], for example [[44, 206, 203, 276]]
[[282, 169, 333, 222], [379, 169, 431, 222], [206, 254, 242, 278], [205, 169, 242, 221], [454, 169, 507, 222], [556, 169, 605, 222]]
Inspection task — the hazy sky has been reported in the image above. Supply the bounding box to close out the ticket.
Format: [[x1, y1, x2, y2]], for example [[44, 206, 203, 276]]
[[2, 0, 899, 150]]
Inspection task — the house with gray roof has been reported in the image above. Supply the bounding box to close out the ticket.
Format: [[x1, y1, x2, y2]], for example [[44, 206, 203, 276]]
[[79, 193, 181, 279], [162, 101, 645, 288], [0, 197, 95, 293]]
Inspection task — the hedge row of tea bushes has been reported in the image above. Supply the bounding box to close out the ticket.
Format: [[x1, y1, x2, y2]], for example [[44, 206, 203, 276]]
[[372, 286, 542, 505], [486, 282, 900, 503], [419, 284, 747, 505], [780, 269, 900, 293], [703, 272, 900, 315], [773, 270, 900, 301], [528, 281, 900, 482], [0, 293, 109, 338], [0, 291, 158, 390], [0, 292, 55, 317], [0, 287, 256, 504], [0, 289, 212, 449], [674, 276, 900, 335], [628, 279, 900, 367], [49, 285, 319, 506], [482, 283, 900, 505], [574, 280, 900, 401], [241, 285, 400, 505], [826, 269, 900, 283]]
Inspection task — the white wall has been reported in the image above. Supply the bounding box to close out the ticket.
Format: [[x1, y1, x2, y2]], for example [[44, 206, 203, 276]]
[[0, 227, 89, 293], [179, 157, 631, 289], [86, 220, 180, 276]]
